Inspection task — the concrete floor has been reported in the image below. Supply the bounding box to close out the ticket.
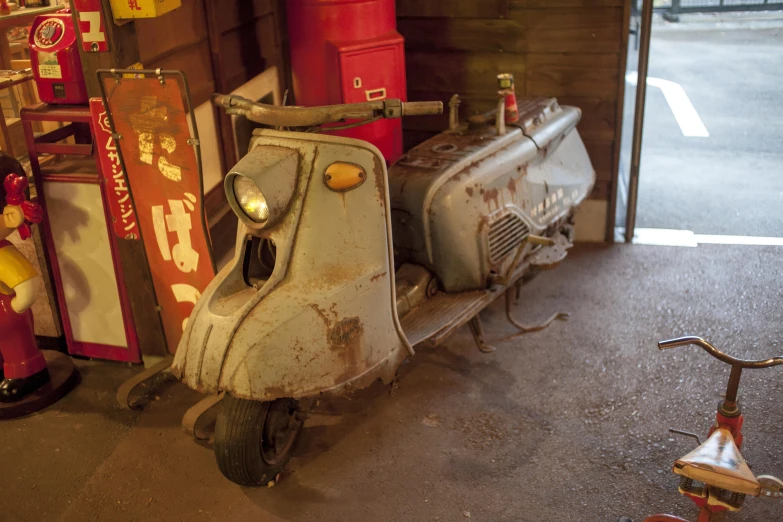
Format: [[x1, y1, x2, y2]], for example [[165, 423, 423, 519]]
[[2, 243, 783, 521], [635, 23, 783, 236]]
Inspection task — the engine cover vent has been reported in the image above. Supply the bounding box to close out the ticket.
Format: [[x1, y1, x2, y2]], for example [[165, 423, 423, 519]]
[[488, 212, 530, 264]]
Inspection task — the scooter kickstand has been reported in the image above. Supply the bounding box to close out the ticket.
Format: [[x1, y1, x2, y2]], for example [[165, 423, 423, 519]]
[[116, 356, 174, 410], [504, 288, 569, 336], [468, 315, 497, 353], [182, 392, 224, 441]]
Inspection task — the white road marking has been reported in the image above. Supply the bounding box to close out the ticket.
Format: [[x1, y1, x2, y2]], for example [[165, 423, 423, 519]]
[[632, 227, 697, 247], [630, 228, 783, 247], [694, 234, 783, 246], [627, 72, 709, 138]]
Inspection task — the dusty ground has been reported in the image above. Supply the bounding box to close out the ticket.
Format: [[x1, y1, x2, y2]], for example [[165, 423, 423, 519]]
[[2, 243, 782, 522]]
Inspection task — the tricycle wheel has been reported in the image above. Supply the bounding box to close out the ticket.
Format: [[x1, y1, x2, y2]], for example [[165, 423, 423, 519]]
[[214, 395, 304, 486]]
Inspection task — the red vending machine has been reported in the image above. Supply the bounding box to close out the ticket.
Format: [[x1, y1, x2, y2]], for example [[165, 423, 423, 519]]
[[29, 9, 89, 105], [286, 0, 406, 163]]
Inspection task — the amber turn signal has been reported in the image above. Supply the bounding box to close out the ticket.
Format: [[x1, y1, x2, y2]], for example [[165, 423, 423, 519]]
[[324, 162, 366, 192]]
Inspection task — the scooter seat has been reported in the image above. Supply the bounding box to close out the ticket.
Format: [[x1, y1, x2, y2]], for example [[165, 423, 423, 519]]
[[673, 428, 760, 496]]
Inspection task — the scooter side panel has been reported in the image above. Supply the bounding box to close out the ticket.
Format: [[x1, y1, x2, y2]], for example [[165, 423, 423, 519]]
[[390, 101, 595, 292], [426, 134, 541, 291], [429, 127, 595, 291], [389, 126, 521, 271]]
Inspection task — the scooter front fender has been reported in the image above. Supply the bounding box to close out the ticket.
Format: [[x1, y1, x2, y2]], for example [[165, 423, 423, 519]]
[[174, 255, 407, 400], [216, 270, 407, 400]]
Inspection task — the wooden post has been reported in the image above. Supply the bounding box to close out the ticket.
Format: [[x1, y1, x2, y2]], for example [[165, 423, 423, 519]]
[[68, 0, 168, 356]]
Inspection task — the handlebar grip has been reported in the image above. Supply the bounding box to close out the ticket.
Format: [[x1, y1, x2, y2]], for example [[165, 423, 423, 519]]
[[658, 337, 699, 350], [658, 336, 783, 369], [211, 93, 233, 108], [402, 101, 444, 117]]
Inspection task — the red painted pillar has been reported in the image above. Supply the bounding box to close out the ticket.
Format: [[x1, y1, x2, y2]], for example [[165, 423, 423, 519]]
[[286, 0, 406, 163]]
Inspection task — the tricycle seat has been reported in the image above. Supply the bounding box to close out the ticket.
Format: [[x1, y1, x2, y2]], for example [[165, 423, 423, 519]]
[[673, 428, 760, 496]]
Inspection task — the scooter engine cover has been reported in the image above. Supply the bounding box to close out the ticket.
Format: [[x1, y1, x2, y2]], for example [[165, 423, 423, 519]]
[[388, 97, 595, 292]]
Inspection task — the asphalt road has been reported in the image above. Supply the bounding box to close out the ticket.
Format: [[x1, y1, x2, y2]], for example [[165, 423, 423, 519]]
[[634, 24, 783, 236]]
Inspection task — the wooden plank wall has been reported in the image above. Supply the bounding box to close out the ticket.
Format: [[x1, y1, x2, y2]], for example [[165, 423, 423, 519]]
[[397, 0, 630, 239], [203, 0, 288, 171], [135, 0, 215, 107], [134, 0, 288, 204], [135, 0, 285, 109]]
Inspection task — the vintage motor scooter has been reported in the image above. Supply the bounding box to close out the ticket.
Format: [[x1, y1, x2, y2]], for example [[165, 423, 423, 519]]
[[172, 81, 595, 486]]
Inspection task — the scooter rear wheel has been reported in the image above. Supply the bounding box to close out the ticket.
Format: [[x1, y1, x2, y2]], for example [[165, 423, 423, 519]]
[[214, 395, 304, 486]]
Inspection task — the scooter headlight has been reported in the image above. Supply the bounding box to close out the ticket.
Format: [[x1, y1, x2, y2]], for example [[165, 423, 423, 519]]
[[233, 176, 269, 224], [225, 145, 300, 230]]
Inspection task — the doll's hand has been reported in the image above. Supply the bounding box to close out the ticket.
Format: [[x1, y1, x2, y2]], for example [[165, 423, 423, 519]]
[[11, 276, 38, 313], [3, 205, 24, 229]]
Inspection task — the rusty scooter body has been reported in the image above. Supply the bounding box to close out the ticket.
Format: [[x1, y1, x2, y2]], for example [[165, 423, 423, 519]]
[[172, 84, 595, 486]]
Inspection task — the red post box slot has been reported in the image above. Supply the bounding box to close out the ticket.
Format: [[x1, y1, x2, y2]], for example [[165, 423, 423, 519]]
[[365, 88, 387, 102]]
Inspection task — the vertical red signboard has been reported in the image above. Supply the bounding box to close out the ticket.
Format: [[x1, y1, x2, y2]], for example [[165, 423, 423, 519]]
[[89, 97, 140, 240], [100, 72, 215, 353], [73, 0, 110, 53]]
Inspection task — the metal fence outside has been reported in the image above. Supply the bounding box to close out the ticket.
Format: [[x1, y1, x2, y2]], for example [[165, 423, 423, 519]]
[[651, 0, 783, 21]]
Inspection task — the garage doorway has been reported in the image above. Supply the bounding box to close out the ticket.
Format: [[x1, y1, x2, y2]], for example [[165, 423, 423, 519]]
[[618, 1, 783, 246]]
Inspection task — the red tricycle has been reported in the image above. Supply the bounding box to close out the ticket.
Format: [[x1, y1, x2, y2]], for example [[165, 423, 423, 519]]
[[641, 336, 783, 522]]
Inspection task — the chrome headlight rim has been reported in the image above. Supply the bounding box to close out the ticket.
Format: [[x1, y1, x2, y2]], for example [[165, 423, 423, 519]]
[[225, 172, 269, 230]]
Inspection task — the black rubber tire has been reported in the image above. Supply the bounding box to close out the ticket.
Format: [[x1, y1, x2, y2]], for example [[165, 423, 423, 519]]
[[214, 396, 303, 487]]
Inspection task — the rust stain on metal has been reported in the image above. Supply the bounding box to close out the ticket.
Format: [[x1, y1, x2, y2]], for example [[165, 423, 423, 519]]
[[370, 271, 387, 282], [310, 303, 333, 330], [261, 385, 290, 398], [465, 186, 474, 197], [332, 323, 365, 385], [483, 187, 500, 209], [476, 214, 489, 234], [328, 317, 362, 349], [372, 155, 385, 207], [309, 304, 364, 380], [302, 262, 366, 293]]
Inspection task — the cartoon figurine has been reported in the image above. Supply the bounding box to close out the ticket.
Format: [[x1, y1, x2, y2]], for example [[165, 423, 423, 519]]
[[0, 171, 45, 403]]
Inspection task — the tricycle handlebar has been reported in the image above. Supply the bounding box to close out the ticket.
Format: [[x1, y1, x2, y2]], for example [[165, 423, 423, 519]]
[[211, 93, 442, 127], [658, 336, 783, 369]]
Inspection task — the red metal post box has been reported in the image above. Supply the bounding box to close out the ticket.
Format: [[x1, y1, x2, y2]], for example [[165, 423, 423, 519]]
[[29, 10, 89, 105], [286, 0, 406, 163]]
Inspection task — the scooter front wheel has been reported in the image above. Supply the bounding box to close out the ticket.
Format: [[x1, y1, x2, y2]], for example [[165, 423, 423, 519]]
[[214, 395, 304, 486]]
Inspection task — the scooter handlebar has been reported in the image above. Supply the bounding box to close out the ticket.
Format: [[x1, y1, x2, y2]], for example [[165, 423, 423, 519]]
[[212, 94, 442, 127], [658, 336, 783, 369]]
